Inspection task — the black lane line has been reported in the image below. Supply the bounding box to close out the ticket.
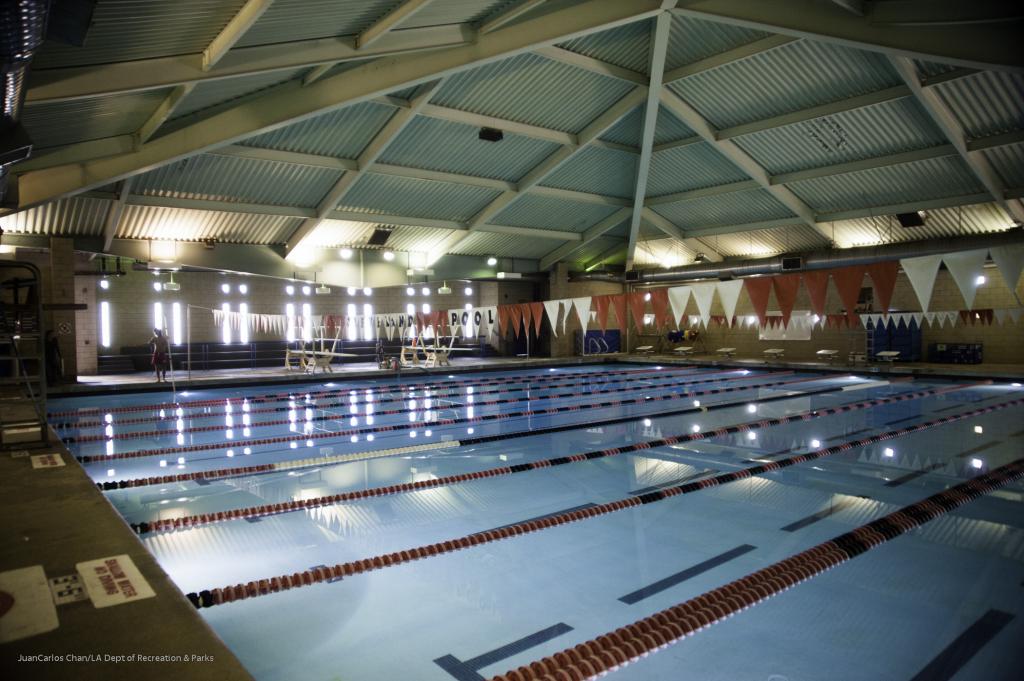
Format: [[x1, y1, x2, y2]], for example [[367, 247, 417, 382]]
[[434, 623, 573, 681], [629, 470, 717, 496], [1011, 429, 1024, 438], [954, 441, 1000, 459], [618, 544, 757, 605], [780, 499, 853, 532], [885, 415, 923, 426], [908, 609, 1014, 681], [825, 428, 873, 443], [884, 463, 947, 487], [475, 504, 597, 535], [935, 403, 969, 413]]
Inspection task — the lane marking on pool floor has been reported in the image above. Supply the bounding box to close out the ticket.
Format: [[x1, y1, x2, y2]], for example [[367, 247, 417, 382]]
[[127, 376, 890, 529], [182, 390, 1020, 608], [485, 457, 1024, 681], [435, 623, 575, 681]]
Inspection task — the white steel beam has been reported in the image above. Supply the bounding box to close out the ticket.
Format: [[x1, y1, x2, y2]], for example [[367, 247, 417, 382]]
[[626, 11, 672, 270], [683, 217, 806, 238], [102, 178, 133, 252], [427, 86, 648, 264], [534, 45, 648, 85], [662, 34, 797, 83], [889, 56, 1024, 223], [11, 135, 135, 173], [816, 192, 995, 222], [659, 88, 834, 242], [641, 207, 724, 261], [207, 145, 357, 171], [136, 83, 196, 144], [418, 103, 577, 146], [645, 180, 759, 205], [285, 81, 443, 255], [671, 0, 1023, 71], [478, 0, 548, 35], [358, 0, 436, 49], [539, 207, 631, 269], [202, 0, 276, 71], [15, 0, 663, 210], [26, 24, 473, 104]]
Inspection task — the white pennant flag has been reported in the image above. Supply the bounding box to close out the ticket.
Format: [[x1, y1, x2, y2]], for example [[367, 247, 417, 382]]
[[924, 311, 936, 327], [989, 244, 1024, 303], [901, 254, 944, 312], [943, 249, 988, 309], [543, 300, 562, 337], [994, 308, 1007, 325], [571, 297, 591, 330], [911, 313, 923, 328], [690, 282, 717, 328], [1008, 308, 1022, 324], [860, 314, 873, 328], [715, 280, 744, 326], [667, 286, 691, 327], [945, 310, 959, 327], [558, 299, 571, 335]]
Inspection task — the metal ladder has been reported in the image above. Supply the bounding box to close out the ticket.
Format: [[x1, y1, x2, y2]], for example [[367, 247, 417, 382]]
[[0, 261, 49, 449]]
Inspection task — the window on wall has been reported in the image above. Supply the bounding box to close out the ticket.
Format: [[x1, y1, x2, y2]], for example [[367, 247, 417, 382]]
[[239, 303, 250, 344], [153, 302, 164, 332], [421, 302, 433, 340], [301, 303, 312, 342], [362, 303, 374, 340], [285, 303, 296, 342], [221, 303, 232, 344], [99, 302, 111, 348], [171, 302, 183, 345]]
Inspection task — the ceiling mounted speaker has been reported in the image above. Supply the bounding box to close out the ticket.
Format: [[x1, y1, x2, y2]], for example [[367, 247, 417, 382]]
[[367, 228, 392, 246], [478, 127, 504, 142], [896, 211, 926, 228]]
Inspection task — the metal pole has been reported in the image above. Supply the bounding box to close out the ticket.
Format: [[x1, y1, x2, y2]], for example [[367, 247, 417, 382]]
[[187, 304, 192, 381]]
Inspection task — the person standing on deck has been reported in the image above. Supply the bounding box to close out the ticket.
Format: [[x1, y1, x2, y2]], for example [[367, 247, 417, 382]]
[[149, 328, 170, 383]]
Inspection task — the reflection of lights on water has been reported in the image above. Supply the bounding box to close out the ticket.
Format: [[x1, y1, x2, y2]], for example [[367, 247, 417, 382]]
[[306, 440, 314, 447], [226, 450, 234, 457], [467, 428, 474, 434], [425, 430, 432, 437], [810, 439, 821, 448], [242, 414, 251, 426], [883, 448, 894, 457], [104, 413, 113, 423], [747, 431, 757, 440], [643, 419, 652, 427], [409, 412, 417, 422], [159, 460, 167, 467], [693, 400, 700, 407], [106, 441, 114, 456], [692, 424, 701, 433], [746, 404, 757, 413], [105, 425, 114, 438], [107, 469, 115, 476], [226, 429, 234, 439], [366, 434, 375, 442], [243, 447, 252, 455], [410, 431, 417, 438], [289, 441, 297, 449], [367, 416, 374, 425], [177, 434, 184, 445], [177, 457, 185, 464], [243, 427, 251, 437], [351, 435, 359, 443], [974, 425, 983, 434], [971, 458, 983, 469], [159, 409, 165, 418]]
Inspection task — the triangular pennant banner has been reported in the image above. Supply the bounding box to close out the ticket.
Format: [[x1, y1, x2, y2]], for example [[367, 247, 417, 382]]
[[497, 304, 511, 335], [508, 304, 524, 338], [801, 271, 830, 318], [1008, 308, 1022, 324], [924, 311, 936, 327], [593, 295, 611, 333], [744, 277, 773, 327], [572, 297, 591, 331], [667, 286, 691, 327], [866, 261, 899, 313], [943, 249, 989, 309], [689, 282, 716, 328], [901, 254, 943, 313], [715, 280, 744, 328], [911, 313, 923, 328], [649, 288, 670, 328], [610, 294, 627, 332], [989, 244, 1024, 304], [529, 302, 544, 336], [994, 308, 1007, 325], [628, 291, 647, 331], [519, 303, 533, 338], [771, 273, 801, 328], [832, 264, 866, 325], [543, 300, 562, 337]]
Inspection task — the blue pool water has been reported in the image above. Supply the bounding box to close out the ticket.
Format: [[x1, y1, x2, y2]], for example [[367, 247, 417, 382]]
[[50, 364, 1024, 680]]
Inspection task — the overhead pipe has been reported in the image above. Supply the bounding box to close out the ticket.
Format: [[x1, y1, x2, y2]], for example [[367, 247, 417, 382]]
[[570, 228, 1024, 284]]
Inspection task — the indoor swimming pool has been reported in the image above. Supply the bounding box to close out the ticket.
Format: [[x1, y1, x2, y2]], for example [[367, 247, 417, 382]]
[[48, 364, 1024, 681]]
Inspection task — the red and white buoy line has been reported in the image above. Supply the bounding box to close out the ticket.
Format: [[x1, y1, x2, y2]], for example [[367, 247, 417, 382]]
[[68, 367, 760, 444], [485, 455, 1024, 681], [50, 364, 686, 419], [80, 370, 803, 463], [183, 386, 1021, 609]]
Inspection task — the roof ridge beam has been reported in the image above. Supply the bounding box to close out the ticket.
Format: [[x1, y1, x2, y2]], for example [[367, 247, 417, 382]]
[[202, 0, 276, 71], [418, 103, 577, 146], [358, 0, 436, 50], [101, 178, 133, 252], [478, 0, 548, 35], [626, 11, 673, 270], [136, 83, 197, 145], [816, 192, 995, 222], [889, 56, 1024, 222], [641, 207, 724, 260], [662, 34, 798, 83], [534, 45, 648, 85], [539, 207, 632, 269]]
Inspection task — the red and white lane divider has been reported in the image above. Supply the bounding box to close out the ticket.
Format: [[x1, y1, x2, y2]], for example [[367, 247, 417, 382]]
[[105, 373, 828, 492], [488, 457, 1024, 681], [69, 368, 758, 444], [51, 365, 687, 419], [184, 388, 1019, 609], [79, 371, 794, 463], [132, 378, 946, 534]]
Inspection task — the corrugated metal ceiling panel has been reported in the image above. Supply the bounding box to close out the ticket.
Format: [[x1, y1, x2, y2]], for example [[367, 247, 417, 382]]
[[734, 96, 948, 175], [241, 101, 395, 158], [557, 19, 652, 74], [173, 70, 303, 120], [831, 202, 1015, 248], [32, 0, 247, 68], [632, 237, 698, 268], [668, 40, 901, 130], [932, 71, 1024, 139], [375, 225, 455, 253], [569, 235, 625, 266], [236, 0, 399, 47], [21, 89, 171, 150], [338, 173, 501, 222], [378, 116, 561, 182], [117, 205, 301, 244], [708, 223, 827, 257], [404, 0, 518, 29], [0, 197, 110, 237], [450, 230, 563, 259], [983, 143, 1024, 189], [491, 195, 620, 232], [665, 14, 770, 71], [648, 141, 750, 196], [433, 52, 634, 134], [789, 155, 985, 213], [599, 106, 643, 147], [650, 188, 795, 228], [303, 221, 452, 254], [134, 154, 343, 208], [300, 220, 378, 248], [539, 146, 637, 199], [654, 104, 696, 144]]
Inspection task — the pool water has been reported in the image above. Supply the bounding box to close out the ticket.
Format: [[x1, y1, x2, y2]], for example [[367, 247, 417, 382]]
[[49, 364, 1024, 681]]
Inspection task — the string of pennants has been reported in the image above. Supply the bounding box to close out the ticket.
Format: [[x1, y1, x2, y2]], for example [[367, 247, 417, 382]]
[[210, 245, 1022, 337]]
